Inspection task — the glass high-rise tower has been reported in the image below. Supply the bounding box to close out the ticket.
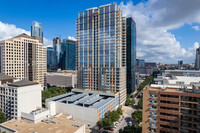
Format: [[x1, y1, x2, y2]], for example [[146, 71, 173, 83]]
[[31, 21, 43, 43], [126, 17, 136, 94], [77, 4, 127, 105], [61, 39, 77, 70]]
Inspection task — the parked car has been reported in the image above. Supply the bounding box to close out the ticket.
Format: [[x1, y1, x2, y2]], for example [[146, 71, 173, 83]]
[[109, 128, 114, 131], [129, 121, 132, 125]]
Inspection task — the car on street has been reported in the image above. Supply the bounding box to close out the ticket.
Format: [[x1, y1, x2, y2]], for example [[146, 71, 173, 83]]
[[109, 128, 114, 131]]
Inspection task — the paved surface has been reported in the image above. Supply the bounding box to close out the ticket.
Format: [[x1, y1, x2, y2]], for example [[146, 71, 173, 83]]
[[89, 95, 142, 133], [113, 96, 141, 133]]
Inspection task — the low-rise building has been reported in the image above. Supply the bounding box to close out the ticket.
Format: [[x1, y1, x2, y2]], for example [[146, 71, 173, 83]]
[[46, 71, 77, 88], [142, 70, 200, 133], [46, 89, 122, 125], [0, 114, 85, 133], [142, 85, 200, 133], [0, 73, 42, 120]]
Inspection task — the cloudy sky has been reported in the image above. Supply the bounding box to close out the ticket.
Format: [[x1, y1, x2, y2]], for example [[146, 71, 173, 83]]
[[0, 0, 200, 64]]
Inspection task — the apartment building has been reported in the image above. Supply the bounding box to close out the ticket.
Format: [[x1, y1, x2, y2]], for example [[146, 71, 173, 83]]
[[0, 33, 47, 86], [0, 73, 42, 120], [76, 4, 127, 105], [143, 84, 200, 133]]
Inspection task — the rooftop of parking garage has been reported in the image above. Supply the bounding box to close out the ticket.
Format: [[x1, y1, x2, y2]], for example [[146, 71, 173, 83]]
[[46, 89, 115, 109]]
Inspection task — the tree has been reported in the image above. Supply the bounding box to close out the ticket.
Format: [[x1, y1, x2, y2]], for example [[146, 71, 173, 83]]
[[117, 108, 123, 115], [132, 110, 142, 122], [97, 120, 103, 129], [0, 110, 6, 124], [125, 96, 131, 106], [119, 125, 142, 133], [102, 118, 113, 130], [138, 98, 143, 109], [130, 98, 135, 106], [107, 111, 120, 122]]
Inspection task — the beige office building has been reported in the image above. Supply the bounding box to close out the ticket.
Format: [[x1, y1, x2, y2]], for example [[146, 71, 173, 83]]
[[76, 4, 127, 105], [0, 33, 47, 86]]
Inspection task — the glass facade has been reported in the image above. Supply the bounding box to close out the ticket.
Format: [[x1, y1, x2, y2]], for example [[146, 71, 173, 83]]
[[53, 37, 62, 68], [31, 21, 43, 42], [47, 47, 57, 70], [60, 39, 77, 70], [126, 17, 136, 94], [77, 4, 126, 93]]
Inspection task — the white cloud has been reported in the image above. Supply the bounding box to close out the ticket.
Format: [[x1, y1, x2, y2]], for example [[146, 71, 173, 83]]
[[0, 21, 52, 47], [67, 36, 77, 41], [43, 38, 53, 47], [192, 26, 200, 31], [119, 0, 200, 63], [0, 21, 30, 40]]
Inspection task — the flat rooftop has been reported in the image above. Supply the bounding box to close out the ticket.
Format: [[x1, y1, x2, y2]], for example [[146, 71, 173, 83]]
[[1, 114, 84, 133], [8, 80, 38, 87], [0, 73, 15, 81], [47, 90, 115, 109], [167, 76, 200, 85]]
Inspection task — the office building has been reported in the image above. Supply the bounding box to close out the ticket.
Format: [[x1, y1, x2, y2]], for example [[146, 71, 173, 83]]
[[47, 47, 57, 70], [0, 33, 47, 86], [46, 71, 77, 88], [31, 21, 43, 43], [0, 73, 42, 120], [46, 89, 121, 125], [61, 39, 77, 70], [76, 4, 127, 105], [53, 37, 62, 68], [126, 17, 137, 94], [195, 48, 200, 70], [143, 85, 200, 133]]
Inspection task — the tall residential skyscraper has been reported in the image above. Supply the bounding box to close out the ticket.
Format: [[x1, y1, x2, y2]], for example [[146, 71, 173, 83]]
[[53, 37, 62, 68], [47, 47, 57, 70], [31, 21, 43, 43], [126, 17, 136, 94], [61, 39, 77, 70], [0, 33, 47, 86], [195, 47, 200, 70], [77, 4, 127, 105]]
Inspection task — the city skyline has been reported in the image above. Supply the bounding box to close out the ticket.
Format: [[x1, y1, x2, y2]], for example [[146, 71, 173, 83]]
[[0, 0, 200, 64]]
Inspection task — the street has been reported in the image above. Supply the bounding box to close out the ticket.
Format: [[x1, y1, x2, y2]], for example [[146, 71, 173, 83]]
[[113, 97, 140, 133], [90, 95, 141, 133]]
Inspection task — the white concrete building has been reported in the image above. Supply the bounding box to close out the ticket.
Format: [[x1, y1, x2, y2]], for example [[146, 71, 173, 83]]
[[46, 89, 121, 125], [0, 73, 42, 120], [46, 72, 77, 88]]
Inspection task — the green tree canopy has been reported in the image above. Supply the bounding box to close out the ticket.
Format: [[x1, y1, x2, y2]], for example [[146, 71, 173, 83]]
[[119, 125, 142, 133], [102, 118, 113, 130], [132, 110, 142, 122], [0, 110, 6, 124], [138, 98, 143, 109]]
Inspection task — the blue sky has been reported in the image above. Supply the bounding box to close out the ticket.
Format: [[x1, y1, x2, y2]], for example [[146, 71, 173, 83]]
[[0, 0, 145, 39], [0, 0, 200, 64]]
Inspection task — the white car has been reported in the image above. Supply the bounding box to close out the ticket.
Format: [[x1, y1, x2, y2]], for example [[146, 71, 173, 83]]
[[129, 121, 132, 125], [114, 125, 117, 128]]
